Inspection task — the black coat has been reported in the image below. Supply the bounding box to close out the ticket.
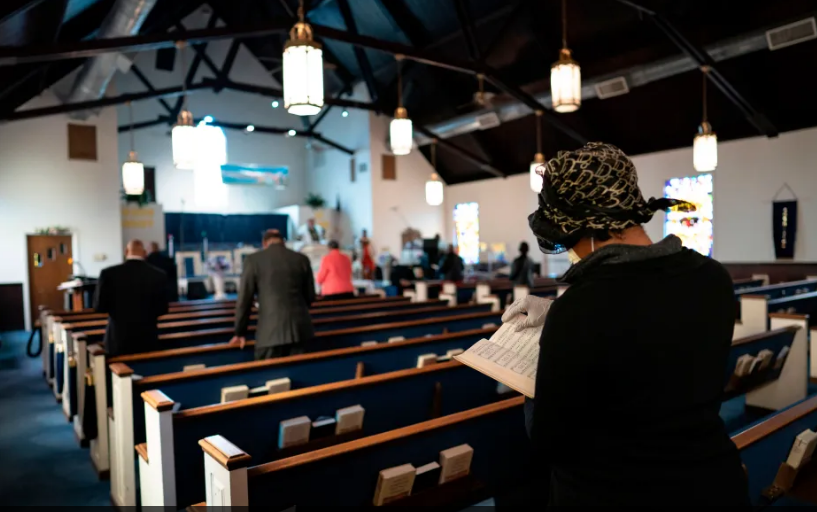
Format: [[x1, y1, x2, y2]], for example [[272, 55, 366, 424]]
[[146, 251, 179, 302], [530, 248, 749, 506], [235, 244, 316, 348], [93, 259, 169, 357]]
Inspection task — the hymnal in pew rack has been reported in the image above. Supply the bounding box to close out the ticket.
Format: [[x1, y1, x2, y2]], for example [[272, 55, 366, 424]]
[[454, 314, 546, 398]]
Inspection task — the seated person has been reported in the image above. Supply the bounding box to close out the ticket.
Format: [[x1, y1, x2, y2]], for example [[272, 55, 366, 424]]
[[316, 240, 355, 300]]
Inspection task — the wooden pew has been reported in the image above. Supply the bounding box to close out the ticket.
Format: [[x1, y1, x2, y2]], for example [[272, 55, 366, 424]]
[[194, 397, 527, 508], [735, 279, 817, 319], [733, 277, 767, 291], [105, 326, 497, 500], [732, 394, 817, 505], [136, 361, 513, 507]]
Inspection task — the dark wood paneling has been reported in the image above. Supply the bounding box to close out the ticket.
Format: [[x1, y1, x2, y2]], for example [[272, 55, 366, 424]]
[[0, 283, 25, 331], [382, 154, 396, 180], [722, 263, 817, 284], [67, 123, 97, 161]]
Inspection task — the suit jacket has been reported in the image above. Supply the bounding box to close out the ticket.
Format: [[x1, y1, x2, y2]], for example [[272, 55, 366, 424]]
[[146, 251, 179, 302], [93, 259, 169, 357], [316, 249, 354, 296], [235, 244, 316, 348]]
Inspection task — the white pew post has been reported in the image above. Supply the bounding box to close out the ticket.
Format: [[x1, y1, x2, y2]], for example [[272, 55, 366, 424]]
[[51, 320, 66, 397], [739, 295, 769, 336], [109, 363, 136, 507], [557, 285, 568, 297], [402, 289, 417, 302], [745, 314, 809, 411], [89, 345, 110, 478], [440, 283, 457, 306], [40, 309, 50, 378], [751, 274, 770, 287], [61, 325, 74, 418], [200, 435, 251, 507], [415, 282, 429, 303], [812, 327, 817, 380], [475, 283, 490, 301], [139, 390, 177, 507], [513, 285, 529, 303], [72, 333, 87, 442]]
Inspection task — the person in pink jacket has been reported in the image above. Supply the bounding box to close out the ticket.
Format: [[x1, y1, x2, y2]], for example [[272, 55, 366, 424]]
[[316, 240, 355, 300]]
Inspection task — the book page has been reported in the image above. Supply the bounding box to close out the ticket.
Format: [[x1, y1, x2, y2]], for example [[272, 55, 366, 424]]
[[454, 314, 545, 398]]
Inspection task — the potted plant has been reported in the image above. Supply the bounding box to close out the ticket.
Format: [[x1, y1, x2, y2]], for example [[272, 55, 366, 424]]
[[304, 193, 326, 209]]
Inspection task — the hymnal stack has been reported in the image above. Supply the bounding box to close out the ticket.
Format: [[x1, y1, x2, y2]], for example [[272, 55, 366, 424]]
[[388, 336, 406, 343], [439, 444, 473, 484], [220, 385, 249, 403], [183, 364, 205, 372], [787, 430, 817, 469], [775, 346, 790, 369], [278, 416, 311, 449], [361, 341, 379, 347], [266, 377, 291, 394], [757, 349, 774, 370], [373, 464, 416, 506], [446, 348, 464, 357], [734, 355, 755, 377], [311, 416, 337, 439], [335, 405, 365, 434], [416, 354, 437, 368]]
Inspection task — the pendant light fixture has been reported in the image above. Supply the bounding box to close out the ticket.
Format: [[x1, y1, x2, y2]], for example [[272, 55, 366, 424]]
[[172, 42, 197, 170], [122, 101, 145, 196], [530, 110, 546, 193], [283, 0, 324, 116], [551, 0, 581, 113], [693, 67, 718, 172], [390, 54, 413, 156], [425, 140, 444, 206]]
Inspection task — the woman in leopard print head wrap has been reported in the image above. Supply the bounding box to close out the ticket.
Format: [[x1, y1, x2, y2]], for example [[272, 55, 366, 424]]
[[503, 143, 750, 507]]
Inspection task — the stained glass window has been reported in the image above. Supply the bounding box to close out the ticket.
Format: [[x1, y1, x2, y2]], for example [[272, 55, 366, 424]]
[[664, 174, 713, 257], [453, 202, 480, 264]]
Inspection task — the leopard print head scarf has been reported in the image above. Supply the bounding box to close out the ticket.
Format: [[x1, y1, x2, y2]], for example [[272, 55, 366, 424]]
[[528, 142, 694, 254]]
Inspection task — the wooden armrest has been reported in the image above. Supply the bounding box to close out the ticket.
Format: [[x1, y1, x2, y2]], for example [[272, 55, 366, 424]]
[[72, 332, 87, 340], [768, 312, 809, 321], [107, 407, 114, 421], [187, 502, 207, 512], [141, 390, 175, 412], [135, 443, 148, 463], [109, 362, 134, 377], [740, 294, 768, 300], [199, 435, 251, 470], [88, 344, 105, 357], [732, 395, 817, 450]]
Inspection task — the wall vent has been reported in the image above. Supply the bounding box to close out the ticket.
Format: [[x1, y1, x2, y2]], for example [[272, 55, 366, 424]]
[[766, 18, 817, 51], [475, 112, 500, 130], [595, 76, 630, 99]]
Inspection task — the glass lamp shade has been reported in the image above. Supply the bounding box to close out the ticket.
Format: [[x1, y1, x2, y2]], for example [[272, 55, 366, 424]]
[[426, 173, 444, 206], [122, 153, 145, 196], [529, 154, 546, 193], [693, 123, 718, 172], [390, 108, 413, 156], [194, 163, 228, 211], [551, 49, 581, 113], [195, 124, 228, 167], [283, 22, 324, 116], [172, 110, 197, 170]]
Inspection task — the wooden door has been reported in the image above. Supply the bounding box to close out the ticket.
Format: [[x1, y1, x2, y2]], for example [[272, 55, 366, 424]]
[[27, 235, 73, 323]]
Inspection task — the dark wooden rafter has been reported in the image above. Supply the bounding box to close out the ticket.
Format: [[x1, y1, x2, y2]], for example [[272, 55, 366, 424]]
[[0, 0, 48, 27], [481, 0, 530, 61], [169, 12, 219, 120], [454, 0, 482, 62], [615, 0, 778, 137], [337, 0, 380, 106], [130, 64, 175, 115]]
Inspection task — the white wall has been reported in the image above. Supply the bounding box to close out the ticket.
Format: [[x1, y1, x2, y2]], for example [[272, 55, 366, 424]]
[[0, 85, 122, 327], [632, 126, 817, 262], [443, 173, 545, 269], [116, 9, 307, 214], [306, 83, 373, 248], [369, 114, 446, 259]]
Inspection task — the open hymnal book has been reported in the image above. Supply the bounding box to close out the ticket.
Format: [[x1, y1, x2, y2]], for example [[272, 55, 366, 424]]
[[454, 314, 545, 398]]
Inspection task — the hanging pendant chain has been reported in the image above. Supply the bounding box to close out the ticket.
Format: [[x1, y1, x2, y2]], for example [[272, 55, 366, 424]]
[[561, 0, 568, 49], [298, 0, 305, 22], [397, 60, 403, 109], [128, 101, 135, 153], [432, 142, 437, 170], [180, 42, 188, 112], [536, 113, 542, 155], [702, 71, 708, 123]]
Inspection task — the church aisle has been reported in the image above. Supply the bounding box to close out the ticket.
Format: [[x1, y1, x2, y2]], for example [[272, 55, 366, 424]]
[[0, 331, 110, 506]]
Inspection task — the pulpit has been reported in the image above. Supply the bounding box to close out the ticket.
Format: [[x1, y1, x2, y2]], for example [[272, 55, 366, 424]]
[[58, 277, 98, 311]]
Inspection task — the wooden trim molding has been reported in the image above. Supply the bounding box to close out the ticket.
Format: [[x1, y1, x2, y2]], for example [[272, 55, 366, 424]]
[[71, 332, 87, 340], [108, 362, 134, 377], [136, 327, 496, 387], [730, 326, 800, 348], [312, 303, 485, 326], [740, 294, 769, 300], [176, 361, 462, 420], [768, 312, 810, 321], [316, 310, 499, 338], [199, 435, 252, 469], [135, 443, 148, 463], [248, 396, 525, 477], [141, 389, 175, 412], [187, 502, 206, 512], [110, 341, 257, 364], [732, 395, 817, 450], [311, 296, 408, 308], [107, 407, 114, 421], [88, 344, 105, 357]]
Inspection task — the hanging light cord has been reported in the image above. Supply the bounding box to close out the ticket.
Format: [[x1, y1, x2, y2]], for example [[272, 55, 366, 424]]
[[535, 111, 542, 155], [702, 68, 708, 124], [397, 57, 403, 109], [179, 41, 188, 113], [431, 140, 437, 170], [128, 101, 135, 153], [561, 0, 568, 50], [298, 0, 305, 22]]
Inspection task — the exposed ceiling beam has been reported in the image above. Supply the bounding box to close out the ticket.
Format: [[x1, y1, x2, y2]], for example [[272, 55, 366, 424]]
[[615, 0, 778, 138], [454, 0, 482, 62], [219, 39, 241, 82], [377, 0, 432, 46], [130, 64, 175, 115], [482, 0, 529, 60], [337, 0, 380, 106], [0, 81, 211, 122], [415, 125, 506, 179], [212, 78, 377, 111], [170, 13, 219, 118], [118, 115, 170, 133], [0, 0, 48, 27]]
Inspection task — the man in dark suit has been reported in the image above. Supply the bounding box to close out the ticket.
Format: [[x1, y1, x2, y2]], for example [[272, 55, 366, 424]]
[[231, 229, 316, 360], [93, 239, 169, 357], [146, 241, 179, 302]]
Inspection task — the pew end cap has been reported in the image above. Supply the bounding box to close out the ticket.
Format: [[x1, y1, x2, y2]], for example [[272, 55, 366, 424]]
[[141, 389, 175, 412], [88, 343, 105, 357], [199, 435, 251, 470], [135, 443, 148, 463], [109, 362, 134, 377]]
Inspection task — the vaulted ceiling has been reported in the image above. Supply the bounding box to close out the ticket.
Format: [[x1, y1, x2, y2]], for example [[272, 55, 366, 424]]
[[1, 0, 816, 184]]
